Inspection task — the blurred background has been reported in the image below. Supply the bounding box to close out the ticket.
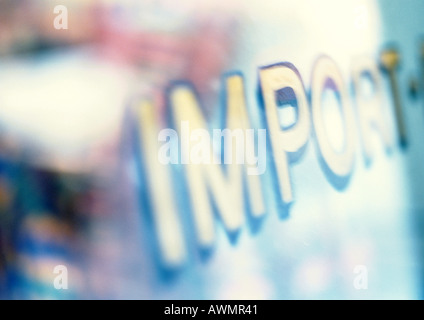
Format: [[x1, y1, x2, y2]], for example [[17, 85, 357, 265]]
[[0, 0, 424, 299]]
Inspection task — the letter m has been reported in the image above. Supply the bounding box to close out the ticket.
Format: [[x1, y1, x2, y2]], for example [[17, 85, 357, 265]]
[[169, 75, 265, 247]]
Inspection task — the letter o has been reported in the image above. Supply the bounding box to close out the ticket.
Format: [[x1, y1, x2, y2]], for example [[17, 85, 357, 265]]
[[311, 56, 356, 187]]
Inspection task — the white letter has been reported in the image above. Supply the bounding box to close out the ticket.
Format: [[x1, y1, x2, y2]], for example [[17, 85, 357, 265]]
[[53, 265, 68, 289], [353, 265, 368, 289], [245, 128, 267, 176], [158, 129, 179, 164], [259, 63, 310, 204], [311, 56, 356, 187], [53, 5, 68, 30], [190, 128, 211, 164], [169, 75, 265, 247], [354, 5, 368, 30], [135, 101, 186, 266], [352, 57, 393, 164]]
